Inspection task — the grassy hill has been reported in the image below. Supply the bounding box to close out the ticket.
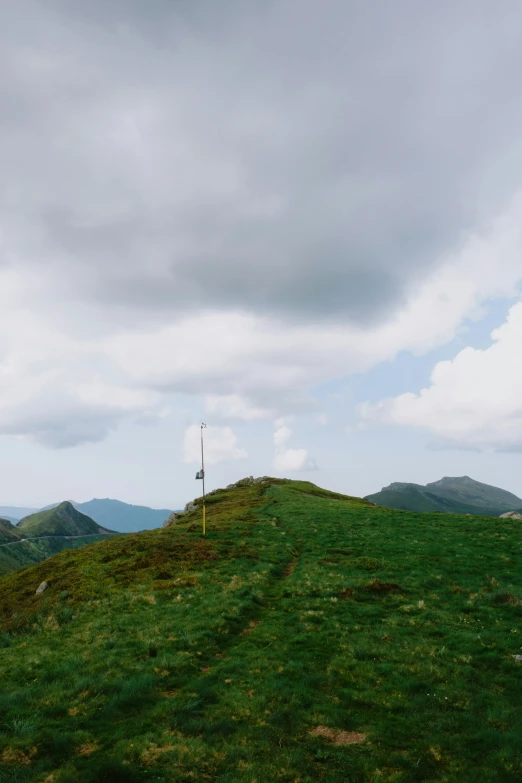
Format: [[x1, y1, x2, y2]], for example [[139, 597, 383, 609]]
[[17, 502, 116, 538], [365, 476, 522, 517], [0, 478, 521, 782]]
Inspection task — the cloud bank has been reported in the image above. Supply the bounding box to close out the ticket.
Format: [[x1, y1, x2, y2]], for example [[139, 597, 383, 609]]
[[2, 1, 522, 447]]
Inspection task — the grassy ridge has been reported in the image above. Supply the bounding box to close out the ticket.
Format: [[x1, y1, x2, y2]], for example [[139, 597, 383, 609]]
[[0, 480, 521, 782]]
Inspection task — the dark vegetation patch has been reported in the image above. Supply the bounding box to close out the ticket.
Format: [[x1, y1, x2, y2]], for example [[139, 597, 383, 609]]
[[361, 578, 402, 593]]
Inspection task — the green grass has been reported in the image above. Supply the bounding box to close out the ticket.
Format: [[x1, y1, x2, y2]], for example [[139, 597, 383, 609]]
[[0, 535, 117, 577], [0, 479, 521, 782]]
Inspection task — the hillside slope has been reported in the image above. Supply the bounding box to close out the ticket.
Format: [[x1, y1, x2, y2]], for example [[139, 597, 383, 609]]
[[0, 478, 521, 782], [366, 475, 522, 517], [0, 534, 117, 577], [17, 501, 116, 537], [0, 518, 22, 544]]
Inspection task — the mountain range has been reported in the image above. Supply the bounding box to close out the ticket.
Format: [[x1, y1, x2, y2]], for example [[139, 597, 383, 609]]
[[365, 475, 522, 517], [1, 498, 175, 532]]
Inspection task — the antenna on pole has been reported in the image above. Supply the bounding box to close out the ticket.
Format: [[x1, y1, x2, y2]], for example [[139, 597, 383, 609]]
[[195, 423, 207, 536]]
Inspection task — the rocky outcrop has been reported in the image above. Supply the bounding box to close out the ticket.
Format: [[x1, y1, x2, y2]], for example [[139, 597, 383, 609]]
[[499, 511, 522, 519], [226, 476, 271, 489], [163, 512, 183, 528]]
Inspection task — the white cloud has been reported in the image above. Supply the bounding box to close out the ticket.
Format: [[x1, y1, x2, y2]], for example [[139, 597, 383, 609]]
[[273, 424, 293, 449], [358, 301, 522, 451], [183, 424, 248, 466], [273, 420, 316, 472], [274, 447, 316, 472]]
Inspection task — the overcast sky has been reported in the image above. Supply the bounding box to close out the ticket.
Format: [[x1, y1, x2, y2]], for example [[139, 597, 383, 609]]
[[2, 0, 522, 508]]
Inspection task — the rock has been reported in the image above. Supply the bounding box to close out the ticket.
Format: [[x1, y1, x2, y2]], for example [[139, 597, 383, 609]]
[[35, 581, 48, 595], [512, 655, 522, 662], [500, 511, 522, 519], [234, 476, 255, 487], [184, 501, 199, 513], [163, 512, 183, 528]]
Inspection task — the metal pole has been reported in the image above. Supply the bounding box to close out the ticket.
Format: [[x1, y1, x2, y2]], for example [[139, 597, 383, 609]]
[[201, 423, 206, 536]]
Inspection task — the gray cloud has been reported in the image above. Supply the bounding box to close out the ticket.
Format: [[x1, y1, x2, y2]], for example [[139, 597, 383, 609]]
[[3, 0, 522, 329]]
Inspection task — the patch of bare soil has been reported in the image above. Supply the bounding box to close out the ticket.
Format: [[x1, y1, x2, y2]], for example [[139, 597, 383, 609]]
[[241, 620, 260, 636], [283, 559, 298, 577], [310, 726, 366, 745]]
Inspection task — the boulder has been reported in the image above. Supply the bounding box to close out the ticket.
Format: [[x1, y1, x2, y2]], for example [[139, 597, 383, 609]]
[[35, 581, 48, 595], [499, 511, 522, 519]]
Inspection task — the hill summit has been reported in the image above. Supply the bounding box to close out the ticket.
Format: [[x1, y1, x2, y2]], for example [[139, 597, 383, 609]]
[[366, 475, 522, 517], [16, 501, 114, 537]]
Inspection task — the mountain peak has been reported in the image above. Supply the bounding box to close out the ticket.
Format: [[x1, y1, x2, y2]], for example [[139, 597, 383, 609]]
[[17, 502, 116, 537]]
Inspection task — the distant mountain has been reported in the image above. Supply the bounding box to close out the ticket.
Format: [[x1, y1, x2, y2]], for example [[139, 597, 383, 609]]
[[17, 502, 116, 537], [76, 499, 175, 532], [0, 519, 22, 544], [365, 476, 522, 518], [39, 498, 176, 532], [0, 506, 39, 521]]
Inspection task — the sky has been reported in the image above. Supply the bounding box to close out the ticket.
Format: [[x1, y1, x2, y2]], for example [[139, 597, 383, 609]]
[[2, 0, 522, 509]]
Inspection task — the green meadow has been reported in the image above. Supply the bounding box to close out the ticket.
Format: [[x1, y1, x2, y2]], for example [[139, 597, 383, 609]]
[[0, 479, 521, 782]]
